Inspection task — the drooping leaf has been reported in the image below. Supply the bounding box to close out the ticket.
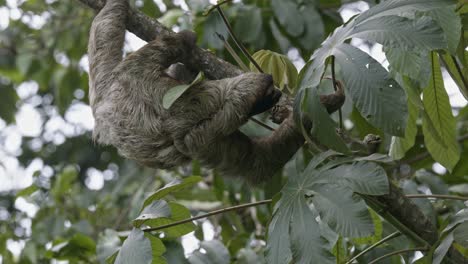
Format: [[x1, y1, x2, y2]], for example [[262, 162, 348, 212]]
[[115, 229, 166, 264], [385, 48, 431, 86], [334, 43, 408, 136], [422, 52, 460, 171], [142, 176, 202, 209], [251, 50, 298, 93], [134, 200, 171, 228], [350, 16, 447, 51], [425, 6, 462, 54], [163, 72, 205, 109]]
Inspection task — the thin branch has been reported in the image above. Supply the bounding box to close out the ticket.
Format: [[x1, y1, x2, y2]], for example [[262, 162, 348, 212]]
[[216, 32, 249, 72], [368, 247, 428, 264], [203, 0, 233, 15], [345, 231, 401, 264], [215, 5, 263, 73], [250, 117, 275, 131], [405, 194, 468, 201], [330, 56, 344, 129], [142, 199, 272, 232]]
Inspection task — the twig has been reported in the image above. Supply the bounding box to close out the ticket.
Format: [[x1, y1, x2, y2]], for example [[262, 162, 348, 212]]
[[142, 199, 272, 232], [216, 32, 249, 72], [203, 0, 233, 16], [405, 194, 468, 201], [250, 117, 275, 131], [345, 231, 401, 264], [214, 5, 263, 73], [330, 56, 343, 129], [368, 247, 428, 264]]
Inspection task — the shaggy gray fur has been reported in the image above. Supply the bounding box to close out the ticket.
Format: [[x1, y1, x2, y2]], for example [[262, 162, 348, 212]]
[[88, 0, 342, 183]]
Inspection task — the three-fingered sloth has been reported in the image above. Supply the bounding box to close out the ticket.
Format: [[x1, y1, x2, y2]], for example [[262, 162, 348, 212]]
[[88, 0, 344, 183]]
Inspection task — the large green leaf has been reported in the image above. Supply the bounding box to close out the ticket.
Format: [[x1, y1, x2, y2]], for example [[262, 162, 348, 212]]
[[334, 43, 408, 136], [299, 0, 454, 91], [289, 196, 335, 264], [389, 100, 418, 160], [115, 229, 166, 264], [251, 50, 298, 93], [315, 162, 389, 195], [353, 0, 456, 25], [266, 156, 388, 263], [142, 176, 202, 209], [163, 72, 204, 109], [425, 6, 462, 54], [271, 0, 304, 37], [422, 53, 460, 171], [134, 201, 196, 237], [350, 16, 446, 51]]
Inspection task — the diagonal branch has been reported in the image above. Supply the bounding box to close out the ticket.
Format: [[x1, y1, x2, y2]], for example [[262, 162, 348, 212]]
[[75, 0, 242, 80]]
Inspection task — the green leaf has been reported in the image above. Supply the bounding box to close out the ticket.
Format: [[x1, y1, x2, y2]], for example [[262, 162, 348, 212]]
[[354, 0, 456, 25], [188, 240, 230, 264], [312, 185, 374, 237], [234, 6, 263, 44], [115, 229, 166, 264], [433, 232, 454, 264], [0, 84, 18, 123], [385, 48, 431, 86], [251, 50, 298, 93], [135, 201, 195, 237], [289, 196, 335, 264], [163, 72, 205, 109], [134, 200, 171, 228], [425, 6, 462, 54], [454, 221, 468, 247], [350, 16, 447, 51], [316, 162, 389, 195], [142, 176, 202, 209], [334, 43, 408, 136], [422, 52, 460, 171], [389, 100, 418, 160], [444, 208, 468, 232], [302, 87, 349, 153], [271, 0, 304, 37]]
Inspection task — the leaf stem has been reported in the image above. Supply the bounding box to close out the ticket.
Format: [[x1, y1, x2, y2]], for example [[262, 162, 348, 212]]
[[142, 199, 272, 232], [405, 194, 468, 201], [215, 5, 263, 73], [330, 56, 344, 129], [203, 0, 233, 15], [368, 247, 428, 264], [345, 231, 401, 264]]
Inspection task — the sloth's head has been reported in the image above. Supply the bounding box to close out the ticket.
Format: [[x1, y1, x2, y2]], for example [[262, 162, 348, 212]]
[[227, 72, 282, 116]]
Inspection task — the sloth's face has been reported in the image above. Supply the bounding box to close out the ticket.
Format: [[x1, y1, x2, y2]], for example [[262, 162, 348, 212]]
[[229, 72, 282, 116]]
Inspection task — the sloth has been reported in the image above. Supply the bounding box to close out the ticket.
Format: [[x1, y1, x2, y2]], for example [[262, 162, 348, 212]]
[[88, 0, 344, 183]]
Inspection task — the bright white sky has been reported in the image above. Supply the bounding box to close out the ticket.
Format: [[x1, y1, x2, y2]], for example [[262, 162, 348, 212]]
[[0, 0, 466, 261]]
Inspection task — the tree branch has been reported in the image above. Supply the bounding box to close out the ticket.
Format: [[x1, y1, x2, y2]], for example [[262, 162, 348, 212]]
[[75, 0, 243, 80]]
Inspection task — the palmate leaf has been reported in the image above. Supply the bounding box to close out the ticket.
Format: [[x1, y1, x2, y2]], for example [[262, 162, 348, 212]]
[[298, 0, 452, 135], [422, 53, 460, 171], [334, 43, 407, 136], [266, 155, 389, 264]]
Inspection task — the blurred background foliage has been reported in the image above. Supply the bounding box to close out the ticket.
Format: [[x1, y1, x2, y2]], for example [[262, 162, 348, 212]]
[[0, 0, 467, 263]]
